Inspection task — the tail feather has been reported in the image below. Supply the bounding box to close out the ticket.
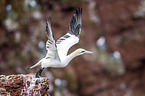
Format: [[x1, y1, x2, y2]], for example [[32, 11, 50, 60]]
[[28, 62, 41, 69]]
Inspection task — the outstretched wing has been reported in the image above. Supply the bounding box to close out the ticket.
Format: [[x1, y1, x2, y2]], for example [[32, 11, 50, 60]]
[[56, 8, 82, 59], [45, 18, 60, 60]]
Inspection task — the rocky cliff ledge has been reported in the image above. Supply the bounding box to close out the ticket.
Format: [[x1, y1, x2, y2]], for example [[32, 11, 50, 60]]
[[0, 74, 50, 96]]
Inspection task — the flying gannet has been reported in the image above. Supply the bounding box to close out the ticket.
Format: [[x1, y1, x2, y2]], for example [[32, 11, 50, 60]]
[[29, 8, 93, 78]]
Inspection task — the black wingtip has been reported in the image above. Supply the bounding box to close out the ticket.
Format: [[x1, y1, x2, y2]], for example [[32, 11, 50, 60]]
[[70, 16, 77, 32], [46, 17, 51, 27], [46, 17, 52, 36], [75, 24, 81, 37], [46, 21, 49, 35], [69, 8, 82, 37], [75, 8, 82, 16], [69, 24, 81, 37]]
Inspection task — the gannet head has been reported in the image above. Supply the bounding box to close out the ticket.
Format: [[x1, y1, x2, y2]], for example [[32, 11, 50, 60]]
[[75, 48, 93, 56]]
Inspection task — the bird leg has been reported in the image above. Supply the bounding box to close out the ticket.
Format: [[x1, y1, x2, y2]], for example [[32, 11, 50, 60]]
[[35, 67, 44, 78]]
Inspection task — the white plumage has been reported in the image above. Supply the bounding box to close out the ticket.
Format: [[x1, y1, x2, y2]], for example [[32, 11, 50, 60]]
[[29, 8, 93, 78]]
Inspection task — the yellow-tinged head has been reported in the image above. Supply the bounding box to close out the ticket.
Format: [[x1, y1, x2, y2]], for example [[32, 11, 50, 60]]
[[74, 48, 93, 56]]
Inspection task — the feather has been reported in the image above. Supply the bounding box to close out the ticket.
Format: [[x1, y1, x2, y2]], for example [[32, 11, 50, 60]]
[[45, 18, 60, 60], [56, 8, 82, 61]]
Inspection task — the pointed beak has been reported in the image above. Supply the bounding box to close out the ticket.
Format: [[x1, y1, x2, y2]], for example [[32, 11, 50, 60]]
[[85, 50, 93, 54]]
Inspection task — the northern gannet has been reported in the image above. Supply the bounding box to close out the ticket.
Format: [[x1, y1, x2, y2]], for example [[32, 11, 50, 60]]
[[29, 8, 93, 78]]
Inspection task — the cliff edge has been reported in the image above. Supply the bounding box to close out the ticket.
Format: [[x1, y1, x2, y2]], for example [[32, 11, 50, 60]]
[[0, 74, 50, 96]]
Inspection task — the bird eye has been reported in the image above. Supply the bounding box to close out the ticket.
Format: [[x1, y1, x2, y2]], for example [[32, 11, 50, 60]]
[[81, 51, 85, 53]]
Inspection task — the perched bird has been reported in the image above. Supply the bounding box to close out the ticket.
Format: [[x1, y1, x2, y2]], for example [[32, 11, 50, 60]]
[[29, 8, 93, 78]]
